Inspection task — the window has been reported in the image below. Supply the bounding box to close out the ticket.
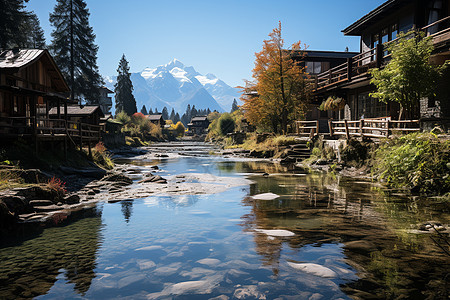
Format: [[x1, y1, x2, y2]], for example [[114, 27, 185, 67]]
[[427, 0, 443, 35], [391, 24, 398, 40], [305, 61, 322, 74]]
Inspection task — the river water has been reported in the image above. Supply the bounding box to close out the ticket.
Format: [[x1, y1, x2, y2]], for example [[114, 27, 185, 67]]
[[0, 142, 448, 299]]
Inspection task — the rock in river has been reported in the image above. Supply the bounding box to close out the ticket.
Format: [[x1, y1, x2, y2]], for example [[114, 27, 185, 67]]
[[287, 262, 337, 278]]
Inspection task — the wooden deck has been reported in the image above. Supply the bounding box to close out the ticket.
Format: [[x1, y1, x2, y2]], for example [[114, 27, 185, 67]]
[[0, 116, 102, 147]]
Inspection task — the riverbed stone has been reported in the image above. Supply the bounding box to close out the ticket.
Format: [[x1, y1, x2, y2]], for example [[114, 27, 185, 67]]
[[29, 200, 53, 207], [344, 240, 377, 254]]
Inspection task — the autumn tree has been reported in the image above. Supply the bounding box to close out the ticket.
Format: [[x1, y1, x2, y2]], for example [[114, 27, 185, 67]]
[[240, 22, 309, 134], [369, 30, 447, 119]]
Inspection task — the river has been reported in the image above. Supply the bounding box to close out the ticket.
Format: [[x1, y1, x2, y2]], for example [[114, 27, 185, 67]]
[[0, 142, 448, 299]]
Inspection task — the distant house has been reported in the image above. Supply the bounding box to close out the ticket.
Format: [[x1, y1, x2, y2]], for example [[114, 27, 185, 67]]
[[148, 114, 165, 127], [0, 49, 70, 136], [49, 105, 105, 125], [188, 116, 210, 134], [98, 86, 113, 115]]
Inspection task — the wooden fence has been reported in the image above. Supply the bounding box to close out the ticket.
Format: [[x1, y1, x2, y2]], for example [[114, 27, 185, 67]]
[[295, 120, 319, 138], [328, 118, 420, 139]]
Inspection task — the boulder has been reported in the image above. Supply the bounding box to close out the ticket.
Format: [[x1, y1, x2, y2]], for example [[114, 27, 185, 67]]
[[29, 200, 53, 207], [100, 173, 133, 185], [139, 175, 167, 184]]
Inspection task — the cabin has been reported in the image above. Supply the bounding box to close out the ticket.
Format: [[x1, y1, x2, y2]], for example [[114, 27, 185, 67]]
[[98, 86, 113, 115], [49, 105, 104, 125], [148, 114, 165, 127], [311, 0, 450, 124], [0, 49, 70, 137], [187, 116, 210, 134]]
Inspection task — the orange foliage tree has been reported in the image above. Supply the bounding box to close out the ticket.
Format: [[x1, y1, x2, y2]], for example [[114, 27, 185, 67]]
[[240, 22, 309, 134]]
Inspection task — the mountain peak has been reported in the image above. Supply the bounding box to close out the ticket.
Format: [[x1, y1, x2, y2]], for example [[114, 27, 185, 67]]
[[165, 58, 184, 69]]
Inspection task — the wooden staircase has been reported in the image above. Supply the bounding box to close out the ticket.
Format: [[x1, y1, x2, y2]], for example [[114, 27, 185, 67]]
[[280, 139, 312, 164]]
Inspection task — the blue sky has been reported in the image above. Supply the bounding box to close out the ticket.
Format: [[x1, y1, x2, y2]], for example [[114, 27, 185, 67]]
[[27, 0, 386, 87]]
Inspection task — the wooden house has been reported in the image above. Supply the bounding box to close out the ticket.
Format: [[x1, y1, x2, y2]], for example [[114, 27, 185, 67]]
[[0, 49, 70, 136], [49, 105, 105, 125], [148, 114, 165, 127], [98, 86, 113, 115], [311, 0, 450, 124], [187, 116, 210, 134]]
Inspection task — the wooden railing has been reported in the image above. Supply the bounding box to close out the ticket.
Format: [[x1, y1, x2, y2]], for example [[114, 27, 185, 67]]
[[0, 116, 102, 144], [328, 117, 420, 139], [311, 16, 450, 92], [295, 120, 319, 138]]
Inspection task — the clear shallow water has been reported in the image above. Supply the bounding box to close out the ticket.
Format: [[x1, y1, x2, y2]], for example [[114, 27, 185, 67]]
[[0, 143, 449, 299]]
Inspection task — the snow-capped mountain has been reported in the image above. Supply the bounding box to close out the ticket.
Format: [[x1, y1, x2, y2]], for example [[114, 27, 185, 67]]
[[105, 59, 242, 114]]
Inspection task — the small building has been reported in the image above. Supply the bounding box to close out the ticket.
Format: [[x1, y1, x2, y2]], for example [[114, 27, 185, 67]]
[[49, 105, 105, 125], [98, 86, 113, 115], [188, 116, 210, 134], [148, 114, 165, 127], [0, 49, 69, 136]]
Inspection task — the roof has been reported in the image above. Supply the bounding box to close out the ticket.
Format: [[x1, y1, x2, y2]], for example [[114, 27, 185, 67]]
[[148, 114, 164, 121], [49, 105, 104, 117], [342, 0, 410, 36], [0, 49, 70, 92], [100, 86, 113, 93], [191, 116, 208, 122], [293, 50, 359, 59]]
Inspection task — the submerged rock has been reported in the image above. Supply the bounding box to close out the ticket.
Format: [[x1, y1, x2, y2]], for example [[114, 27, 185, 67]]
[[254, 229, 295, 237], [287, 262, 337, 278], [252, 193, 280, 200]]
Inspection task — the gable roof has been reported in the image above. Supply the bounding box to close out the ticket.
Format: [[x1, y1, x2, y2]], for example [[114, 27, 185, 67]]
[[0, 49, 70, 92], [49, 105, 104, 117], [191, 116, 208, 122], [342, 0, 410, 36], [148, 114, 164, 121]]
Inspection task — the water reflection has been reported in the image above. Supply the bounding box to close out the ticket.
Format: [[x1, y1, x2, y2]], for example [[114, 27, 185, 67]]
[[121, 200, 133, 223], [0, 208, 103, 299]]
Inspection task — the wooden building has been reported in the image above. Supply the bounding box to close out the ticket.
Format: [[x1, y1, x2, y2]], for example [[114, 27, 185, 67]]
[[0, 49, 70, 136], [148, 114, 166, 127], [98, 86, 113, 115], [187, 116, 210, 134], [49, 105, 104, 125], [310, 0, 450, 124]]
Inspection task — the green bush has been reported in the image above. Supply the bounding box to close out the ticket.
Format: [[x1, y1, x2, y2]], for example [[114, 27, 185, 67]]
[[116, 111, 131, 125], [372, 133, 450, 194], [218, 113, 235, 135]]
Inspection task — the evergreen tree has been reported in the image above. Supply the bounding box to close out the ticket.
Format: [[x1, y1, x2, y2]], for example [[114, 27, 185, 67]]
[[141, 105, 148, 115], [49, 0, 102, 104], [191, 105, 198, 118], [155, 107, 159, 113], [169, 108, 175, 121], [162, 106, 169, 120], [207, 108, 211, 115], [174, 113, 181, 124], [114, 54, 137, 115], [25, 12, 46, 48], [0, 0, 27, 49], [149, 108, 154, 114], [231, 99, 239, 113]]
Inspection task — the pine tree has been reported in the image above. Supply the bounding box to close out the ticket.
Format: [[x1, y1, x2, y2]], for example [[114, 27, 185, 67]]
[[49, 0, 102, 104], [114, 54, 137, 115], [231, 99, 239, 113], [141, 105, 148, 115], [207, 108, 211, 115], [191, 105, 198, 118], [26, 13, 46, 48], [169, 108, 175, 121], [0, 0, 26, 49], [174, 113, 181, 124], [149, 108, 154, 114], [155, 107, 159, 113], [162, 106, 169, 120]]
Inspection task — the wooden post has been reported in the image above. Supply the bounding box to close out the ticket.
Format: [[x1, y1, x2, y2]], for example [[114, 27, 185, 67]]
[[316, 120, 319, 136], [347, 57, 352, 81], [387, 120, 390, 137], [360, 119, 364, 138], [328, 120, 333, 137], [88, 142, 92, 158], [78, 120, 82, 151], [376, 44, 383, 68], [314, 76, 318, 90], [328, 69, 332, 85], [344, 120, 350, 140], [33, 115, 38, 155]]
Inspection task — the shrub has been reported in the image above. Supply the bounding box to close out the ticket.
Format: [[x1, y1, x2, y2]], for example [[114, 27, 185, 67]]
[[47, 176, 67, 194], [174, 121, 185, 137], [372, 133, 450, 194], [116, 111, 131, 125], [218, 113, 235, 135]]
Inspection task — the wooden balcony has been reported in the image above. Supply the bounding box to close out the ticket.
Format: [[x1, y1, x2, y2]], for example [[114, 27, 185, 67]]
[[0, 116, 102, 146], [310, 16, 450, 94]]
